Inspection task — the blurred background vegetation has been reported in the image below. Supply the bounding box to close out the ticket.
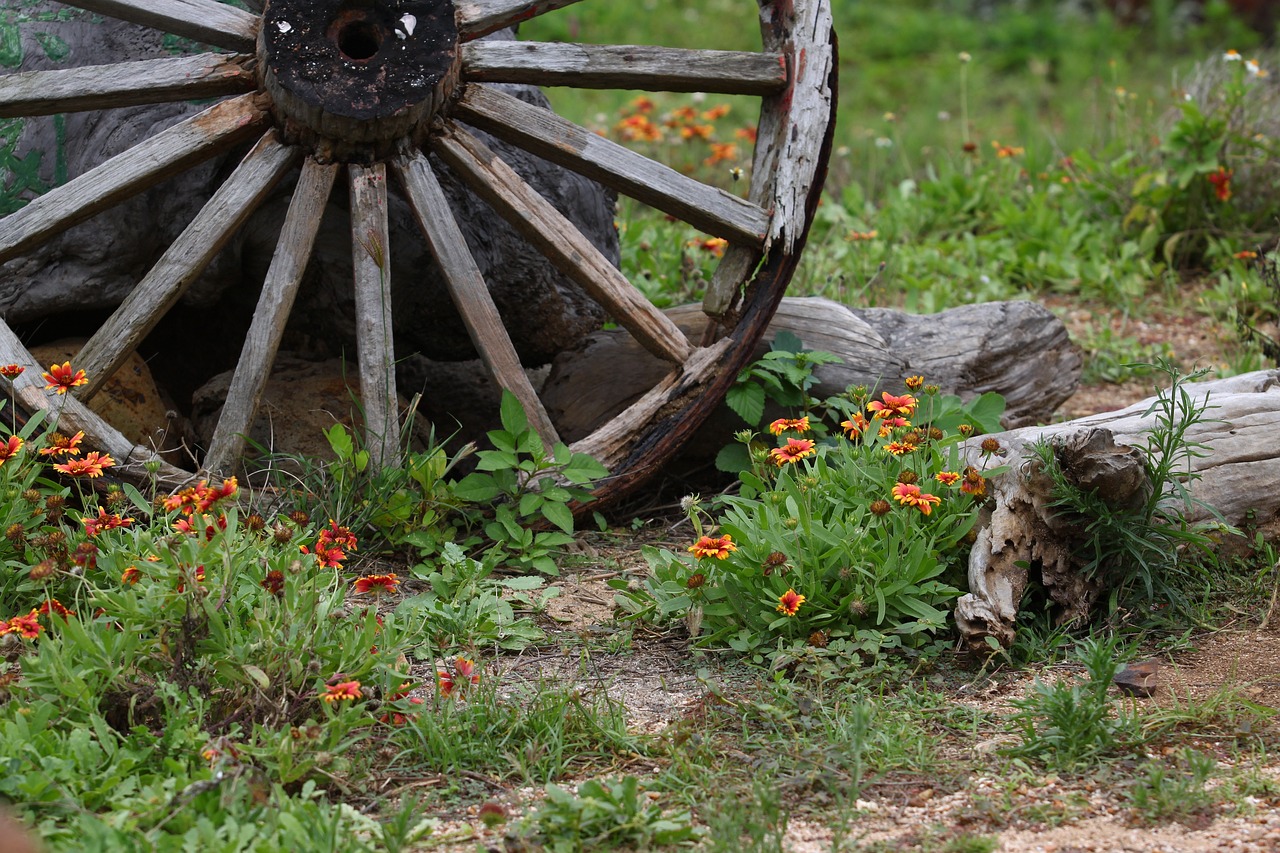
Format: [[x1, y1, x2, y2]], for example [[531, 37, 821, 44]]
[[523, 0, 1280, 380]]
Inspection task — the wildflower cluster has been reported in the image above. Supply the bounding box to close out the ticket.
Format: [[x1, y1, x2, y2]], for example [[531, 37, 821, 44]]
[[631, 374, 1005, 660], [610, 95, 752, 172]]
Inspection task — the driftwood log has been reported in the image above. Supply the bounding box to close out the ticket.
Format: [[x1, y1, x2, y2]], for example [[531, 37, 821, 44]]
[[954, 368, 1280, 650], [539, 296, 1082, 444]]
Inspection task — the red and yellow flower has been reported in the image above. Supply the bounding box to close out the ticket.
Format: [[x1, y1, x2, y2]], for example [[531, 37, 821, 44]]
[[768, 416, 810, 435], [353, 573, 400, 595], [841, 413, 868, 437], [39, 431, 83, 457], [891, 482, 942, 515], [52, 451, 114, 478], [867, 392, 918, 419], [438, 657, 480, 697], [768, 437, 817, 466], [689, 533, 737, 560], [0, 435, 22, 465], [0, 364, 24, 379], [1208, 166, 1233, 202], [41, 362, 87, 394], [321, 680, 362, 703], [776, 588, 805, 617], [5, 610, 41, 639], [82, 506, 134, 537], [935, 471, 961, 486]]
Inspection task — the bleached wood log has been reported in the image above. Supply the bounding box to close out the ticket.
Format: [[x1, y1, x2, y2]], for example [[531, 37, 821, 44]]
[[455, 0, 586, 41], [953, 369, 1280, 650]]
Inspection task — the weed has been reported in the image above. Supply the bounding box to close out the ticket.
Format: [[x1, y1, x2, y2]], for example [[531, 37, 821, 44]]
[[1127, 748, 1219, 823], [517, 775, 700, 852], [1005, 636, 1142, 769]]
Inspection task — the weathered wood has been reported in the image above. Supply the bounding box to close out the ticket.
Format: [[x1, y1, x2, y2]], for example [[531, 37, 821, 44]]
[[0, 93, 269, 265], [349, 163, 400, 469], [543, 298, 1082, 443], [953, 369, 1280, 650], [454, 0, 586, 41], [391, 151, 560, 447], [452, 84, 770, 246], [203, 158, 338, 476], [74, 131, 298, 402], [57, 0, 259, 53], [0, 53, 255, 117], [751, 0, 836, 253], [461, 42, 787, 94], [571, 339, 733, 473], [0, 318, 189, 489], [430, 121, 694, 365]]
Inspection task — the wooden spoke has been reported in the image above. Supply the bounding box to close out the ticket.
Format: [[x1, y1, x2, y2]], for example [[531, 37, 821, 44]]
[[461, 42, 786, 95], [349, 163, 400, 468], [0, 319, 189, 486], [0, 54, 255, 118], [454, 0, 587, 42], [391, 150, 560, 447], [0, 93, 269, 265], [453, 84, 769, 245], [57, 0, 259, 53], [203, 158, 338, 476], [430, 121, 694, 365], [74, 131, 299, 402]]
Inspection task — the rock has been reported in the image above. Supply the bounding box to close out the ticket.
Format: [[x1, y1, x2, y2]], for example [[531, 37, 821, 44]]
[[1114, 659, 1160, 697], [30, 339, 189, 466]]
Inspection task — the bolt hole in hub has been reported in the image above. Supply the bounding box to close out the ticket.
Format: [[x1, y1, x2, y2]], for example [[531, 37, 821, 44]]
[[258, 0, 459, 160]]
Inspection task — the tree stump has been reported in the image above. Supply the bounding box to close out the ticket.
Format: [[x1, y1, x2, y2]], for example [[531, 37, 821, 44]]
[[954, 368, 1280, 650]]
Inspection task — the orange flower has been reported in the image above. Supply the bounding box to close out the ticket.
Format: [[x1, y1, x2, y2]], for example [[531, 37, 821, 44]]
[[41, 362, 87, 394], [689, 534, 737, 560], [841, 413, 868, 437], [82, 506, 134, 537], [316, 520, 358, 554], [705, 141, 739, 165], [702, 104, 731, 121], [769, 437, 817, 466], [438, 657, 480, 697], [628, 95, 655, 114], [768, 416, 810, 435], [321, 680, 362, 703], [1235, 250, 1258, 260], [353, 573, 400, 595], [37, 599, 70, 619], [6, 610, 41, 639], [891, 482, 942, 515], [935, 471, 961, 486], [380, 682, 425, 725], [0, 364, 23, 379], [39, 430, 84, 457], [961, 467, 987, 498], [52, 451, 114, 478], [884, 441, 917, 456], [776, 588, 805, 617], [991, 140, 1024, 158], [735, 126, 758, 143], [121, 566, 141, 585], [693, 237, 728, 257], [905, 375, 925, 391], [0, 435, 22, 465], [867, 392, 918, 419], [1208, 166, 1233, 202]]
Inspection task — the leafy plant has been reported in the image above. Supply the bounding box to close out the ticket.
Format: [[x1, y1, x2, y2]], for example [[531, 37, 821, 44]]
[[1127, 749, 1219, 823], [519, 776, 700, 852], [452, 391, 608, 575], [1031, 358, 1224, 611], [1005, 636, 1142, 769], [617, 376, 1005, 662]]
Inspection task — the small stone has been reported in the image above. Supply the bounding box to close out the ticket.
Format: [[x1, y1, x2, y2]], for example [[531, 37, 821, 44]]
[[1113, 658, 1160, 697]]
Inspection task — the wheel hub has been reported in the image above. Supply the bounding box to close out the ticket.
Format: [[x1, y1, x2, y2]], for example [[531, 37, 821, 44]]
[[258, 0, 460, 162]]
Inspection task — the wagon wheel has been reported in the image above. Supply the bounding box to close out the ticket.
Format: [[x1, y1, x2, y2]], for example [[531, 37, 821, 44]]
[[0, 0, 835, 504]]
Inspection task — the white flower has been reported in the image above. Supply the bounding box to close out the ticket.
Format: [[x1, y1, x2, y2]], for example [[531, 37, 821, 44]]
[[1246, 58, 1268, 78], [874, 137, 893, 149], [958, 51, 972, 63], [1224, 49, 1242, 62]]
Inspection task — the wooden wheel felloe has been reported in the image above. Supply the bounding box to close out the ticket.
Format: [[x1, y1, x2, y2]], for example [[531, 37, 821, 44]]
[[0, 0, 836, 503]]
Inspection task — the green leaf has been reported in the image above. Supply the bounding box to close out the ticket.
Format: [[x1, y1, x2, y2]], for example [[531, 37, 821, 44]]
[[725, 382, 765, 425], [770, 330, 804, 353], [499, 389, 530, 435], [541, 501, 575, 534], [451, 473, 501, 502], [714, 443, 752, 474], [242, 665, 270, 689]]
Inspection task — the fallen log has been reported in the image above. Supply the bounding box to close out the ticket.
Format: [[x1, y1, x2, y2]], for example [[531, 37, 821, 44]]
[[954, 368, 1280, 651], [539, 297, 1082, 441]]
